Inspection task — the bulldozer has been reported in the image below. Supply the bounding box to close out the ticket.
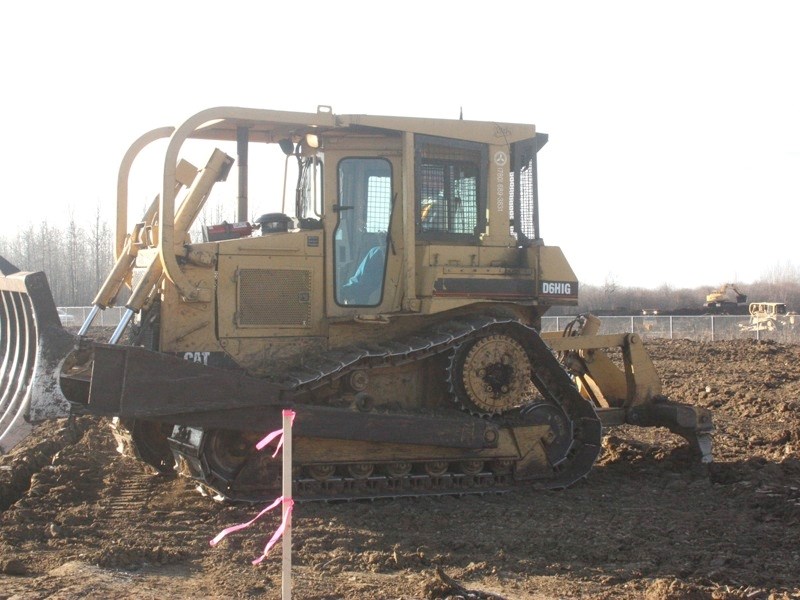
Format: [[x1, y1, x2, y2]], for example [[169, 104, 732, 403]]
[[0, 106, 713, 502], [739, 302, 798, 332]]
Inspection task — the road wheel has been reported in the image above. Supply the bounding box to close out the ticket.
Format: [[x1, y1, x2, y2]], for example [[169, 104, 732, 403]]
[[384, 462, 412, 477], [347, 463, 374, 479]]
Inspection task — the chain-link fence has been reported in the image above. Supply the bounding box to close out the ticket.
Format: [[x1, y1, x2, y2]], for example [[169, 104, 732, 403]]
[[542, 314, 800, 343], [57, 306, 126, 329], [59, 306, 799, 344]]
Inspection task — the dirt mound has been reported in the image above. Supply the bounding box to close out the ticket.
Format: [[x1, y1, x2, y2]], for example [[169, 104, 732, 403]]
[[1, 338, 799, 599]]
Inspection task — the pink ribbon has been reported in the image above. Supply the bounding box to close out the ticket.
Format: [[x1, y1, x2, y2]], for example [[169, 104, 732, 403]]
[[252, 498, 294, 565], [209, 496, 284, 547], [210, 409, 297, 565], [256, 411, 296, 457]]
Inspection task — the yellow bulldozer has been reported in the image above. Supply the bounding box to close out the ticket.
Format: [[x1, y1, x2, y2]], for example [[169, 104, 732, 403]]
[[739, 302, 798, 332], [0, 106, 712, 501]]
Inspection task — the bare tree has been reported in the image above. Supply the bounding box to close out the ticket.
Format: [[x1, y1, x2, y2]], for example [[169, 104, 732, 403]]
[[754, 261, 800, 308], [0, 214, 114, 307], [66, 210, 83, 305], [90, 204, 113, 296]]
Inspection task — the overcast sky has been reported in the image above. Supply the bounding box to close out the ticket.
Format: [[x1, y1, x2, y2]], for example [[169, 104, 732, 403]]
[[2, 1, 797, 290]]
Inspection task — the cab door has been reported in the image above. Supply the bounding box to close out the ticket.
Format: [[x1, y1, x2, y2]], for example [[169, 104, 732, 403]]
[[324, 147, 403, 318]]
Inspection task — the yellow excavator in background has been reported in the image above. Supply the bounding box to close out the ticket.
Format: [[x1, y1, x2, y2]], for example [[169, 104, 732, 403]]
[[704, 283, 748, 314]]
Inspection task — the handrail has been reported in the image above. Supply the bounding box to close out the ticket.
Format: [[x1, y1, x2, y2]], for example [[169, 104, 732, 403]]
[[116, 127, 174, 259], [159, 107, 335, 302]]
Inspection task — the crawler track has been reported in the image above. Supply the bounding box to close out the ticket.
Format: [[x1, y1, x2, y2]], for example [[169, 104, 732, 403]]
[[167, 315, 603, 503]]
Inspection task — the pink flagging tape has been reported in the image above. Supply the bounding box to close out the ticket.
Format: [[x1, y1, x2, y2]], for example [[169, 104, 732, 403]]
[[255, 428, 283, 455], [210, 409, 297, 566], [209, 496, 283, 547], [256, 411, 296, 457], [252, 498, 294, 565]]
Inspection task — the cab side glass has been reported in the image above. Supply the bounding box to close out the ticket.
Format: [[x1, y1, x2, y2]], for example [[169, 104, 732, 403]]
[[334, 158, 392, 306]]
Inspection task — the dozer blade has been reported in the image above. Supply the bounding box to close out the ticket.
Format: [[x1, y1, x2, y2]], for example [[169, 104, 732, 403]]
[[0, 265, 77, 453], [71, 342, 293, 421], [67, 343, 503, 450]]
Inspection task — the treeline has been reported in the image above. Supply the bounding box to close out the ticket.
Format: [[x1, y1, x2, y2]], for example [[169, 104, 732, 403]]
[[549, 263, 800, 316], [0, 209, 113, 306], [1, 216, 798, 313]]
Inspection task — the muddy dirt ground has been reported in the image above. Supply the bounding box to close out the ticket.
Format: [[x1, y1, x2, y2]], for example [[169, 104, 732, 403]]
[[1, 338, 799, 599]]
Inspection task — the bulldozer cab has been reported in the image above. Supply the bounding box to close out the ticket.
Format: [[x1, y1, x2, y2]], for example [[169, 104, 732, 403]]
[[20, 105, 578, 375], [114, 107, 579, 336], [749, 302, 787, 317]]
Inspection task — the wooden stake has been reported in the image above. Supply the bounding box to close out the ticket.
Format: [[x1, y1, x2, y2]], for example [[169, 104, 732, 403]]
[[281, 409, 293, 600]]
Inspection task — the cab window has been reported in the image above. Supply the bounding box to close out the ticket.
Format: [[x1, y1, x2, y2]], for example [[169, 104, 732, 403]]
[[416, 136, 486, 242], [334, 158, 392, 306]]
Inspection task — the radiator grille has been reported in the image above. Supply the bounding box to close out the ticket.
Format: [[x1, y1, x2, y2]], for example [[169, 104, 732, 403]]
[[238, 269, 311, 327]]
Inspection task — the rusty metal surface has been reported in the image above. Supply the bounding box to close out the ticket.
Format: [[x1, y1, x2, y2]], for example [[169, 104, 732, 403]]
[[84, 343, 292, 417]]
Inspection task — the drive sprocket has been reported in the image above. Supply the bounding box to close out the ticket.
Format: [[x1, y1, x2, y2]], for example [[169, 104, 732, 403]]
[[448, 332, 532, 415]]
